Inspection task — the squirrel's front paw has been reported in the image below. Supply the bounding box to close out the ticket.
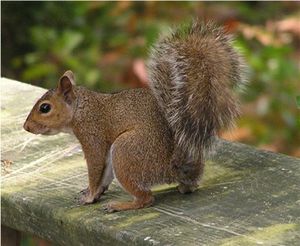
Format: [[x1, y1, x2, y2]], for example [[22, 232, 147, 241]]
[[75, 185, 109, 205], [79, 187, 89, 196], [74, 187, 89, 204], [80, 195, 96, 205], [75, 189, 96, 205], [78, 192, 99, 205]]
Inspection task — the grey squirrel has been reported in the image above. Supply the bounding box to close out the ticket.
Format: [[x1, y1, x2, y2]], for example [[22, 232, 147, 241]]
[[23, 21, 246, 212]]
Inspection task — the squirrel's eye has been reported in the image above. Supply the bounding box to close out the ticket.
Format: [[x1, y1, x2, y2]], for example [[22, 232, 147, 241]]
[[39, 103, 51, 114]]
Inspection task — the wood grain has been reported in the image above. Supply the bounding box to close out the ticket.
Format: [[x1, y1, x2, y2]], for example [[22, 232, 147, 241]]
[[1, 78, 299, 245]]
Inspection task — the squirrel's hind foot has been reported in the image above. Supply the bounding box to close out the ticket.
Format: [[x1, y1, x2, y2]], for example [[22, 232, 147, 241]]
[[103, 196, 154, 213], [177, 183, 198, 194]]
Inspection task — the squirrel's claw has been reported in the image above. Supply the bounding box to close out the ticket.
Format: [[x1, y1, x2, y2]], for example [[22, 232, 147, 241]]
[[79, 187, 89, 195], [75, 188, 100, 205], [103, 202, 118, 213], [73, 187, 89, 204], [75, 186, 109, 205], [79, 194, 97, 205], [177, 183, 198, 194]]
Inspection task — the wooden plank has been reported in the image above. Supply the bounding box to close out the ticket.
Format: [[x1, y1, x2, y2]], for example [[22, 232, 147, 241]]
[[1, 78, 300, 245]]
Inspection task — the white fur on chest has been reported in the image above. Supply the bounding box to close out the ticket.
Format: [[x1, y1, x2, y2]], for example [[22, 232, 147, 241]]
[[103, 143, 126, 190]]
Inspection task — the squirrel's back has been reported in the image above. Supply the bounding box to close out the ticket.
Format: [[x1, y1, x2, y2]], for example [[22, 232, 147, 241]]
[[148, 21, 246, 164]]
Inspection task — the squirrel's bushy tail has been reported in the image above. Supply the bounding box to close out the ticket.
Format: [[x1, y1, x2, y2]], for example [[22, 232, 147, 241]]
[[148, 21, 246, 164]]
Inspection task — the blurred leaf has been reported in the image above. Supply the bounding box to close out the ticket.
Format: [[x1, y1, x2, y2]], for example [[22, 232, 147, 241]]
[[30, 27, 57, 50], [2, 1, 300, 157], [297, 96, 300, 109], [22, 63, 57, 81], [53, 31, 84, 55]]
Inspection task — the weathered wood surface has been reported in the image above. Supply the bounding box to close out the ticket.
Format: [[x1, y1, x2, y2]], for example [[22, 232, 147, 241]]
[[1, 78, 300, 246]]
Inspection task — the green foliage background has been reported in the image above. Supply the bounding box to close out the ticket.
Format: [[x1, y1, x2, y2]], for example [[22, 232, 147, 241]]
[[1, 2, 300, 245], [2, 2, 300, 157]]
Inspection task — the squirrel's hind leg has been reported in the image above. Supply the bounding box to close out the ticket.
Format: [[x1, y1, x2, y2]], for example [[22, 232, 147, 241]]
[[104, 164, 154, 212], [177, 183, 198, 194], [176, 159, 204, 194], [103, 131, 155, 212]]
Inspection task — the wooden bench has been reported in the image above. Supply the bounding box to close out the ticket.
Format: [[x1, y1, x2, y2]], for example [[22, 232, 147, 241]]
[[1, 78, 300, 245]]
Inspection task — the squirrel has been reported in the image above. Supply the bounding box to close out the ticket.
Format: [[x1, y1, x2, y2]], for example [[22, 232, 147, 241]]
[[23, 21, 246, 212]]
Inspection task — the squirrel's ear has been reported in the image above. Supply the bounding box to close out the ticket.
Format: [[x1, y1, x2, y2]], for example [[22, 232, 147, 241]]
[[57, 70, 76, 103]]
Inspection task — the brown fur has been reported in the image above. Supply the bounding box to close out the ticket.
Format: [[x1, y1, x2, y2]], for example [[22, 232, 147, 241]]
[[24, 72, 176, 211], [148, 21, 246, 188], [24, 21, 246, 212]]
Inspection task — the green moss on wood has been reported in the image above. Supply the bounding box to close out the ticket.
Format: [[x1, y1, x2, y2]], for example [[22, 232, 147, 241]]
[[220, 223, 298, 246], [1, 79, 300, 246]]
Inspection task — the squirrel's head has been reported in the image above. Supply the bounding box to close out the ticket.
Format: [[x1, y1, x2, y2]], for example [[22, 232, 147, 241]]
[[23, 70, 76, 135]]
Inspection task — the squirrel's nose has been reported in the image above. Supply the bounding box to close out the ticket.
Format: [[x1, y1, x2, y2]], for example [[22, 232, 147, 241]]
[[23, 122, 31, 132]]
